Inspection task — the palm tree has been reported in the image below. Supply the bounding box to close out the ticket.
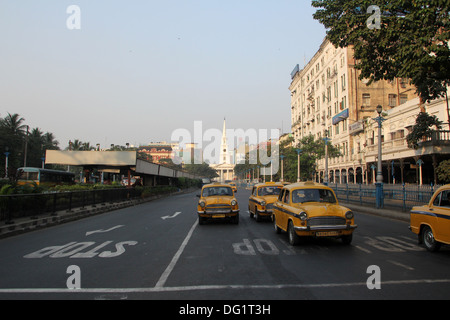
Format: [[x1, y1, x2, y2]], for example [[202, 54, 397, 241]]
[[0, 113, 28, 174], [1, 113, 27, 136]]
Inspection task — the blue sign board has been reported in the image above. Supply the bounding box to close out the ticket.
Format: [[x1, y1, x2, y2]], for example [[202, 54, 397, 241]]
[[332, 108, 349, 125]]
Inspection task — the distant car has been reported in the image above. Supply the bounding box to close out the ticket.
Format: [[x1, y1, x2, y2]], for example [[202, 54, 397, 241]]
[[410, 184, 450, 252], [248, 182, 283, 222], [201, 178, 211, 186], [228, 182, 237, 193], [272, 182, 357, 245], [197, 183, 239, 225]]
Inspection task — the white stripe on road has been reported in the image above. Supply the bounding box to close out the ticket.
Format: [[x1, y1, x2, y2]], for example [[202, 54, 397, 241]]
[[1, 279, 450, 294], [154, 219, 198, 288]]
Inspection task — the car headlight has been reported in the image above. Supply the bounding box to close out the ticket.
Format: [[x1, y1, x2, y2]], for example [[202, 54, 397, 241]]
[[299, 212, 308, 221], [199, 201, 206, 208], [231, 200, 237, 206], [345, 211, 354, 219], [261, 201, 266, 206]]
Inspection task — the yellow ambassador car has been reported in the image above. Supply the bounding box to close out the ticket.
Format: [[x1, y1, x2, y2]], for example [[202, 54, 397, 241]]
[[249, 182, 284, 222], [272, 182, 357, 246], [410, 184, 450, 252], [197, 183, 239, 225]]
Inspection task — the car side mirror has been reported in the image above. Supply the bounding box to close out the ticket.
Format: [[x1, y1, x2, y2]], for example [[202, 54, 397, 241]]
[[196, 194, 201, 198]]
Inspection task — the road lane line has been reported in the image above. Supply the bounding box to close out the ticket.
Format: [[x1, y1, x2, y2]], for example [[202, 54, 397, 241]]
[[388, 260, 415, 271], [1, 279, 450, 294], [154, 219, 198, 288]]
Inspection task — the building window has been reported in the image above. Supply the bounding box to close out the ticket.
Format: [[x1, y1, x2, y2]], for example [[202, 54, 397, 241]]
[[362, 93, 371, 106], [388, 94, 397, 107], [400, 94, 408, 105]]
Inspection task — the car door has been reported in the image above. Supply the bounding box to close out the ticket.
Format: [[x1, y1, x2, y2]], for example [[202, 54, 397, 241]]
[[274, 189, 285, 229], [250, 186, 257, 214], [432, 189, 450, 243]]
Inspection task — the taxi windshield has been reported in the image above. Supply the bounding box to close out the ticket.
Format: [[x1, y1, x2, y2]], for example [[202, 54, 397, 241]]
[[291, 188, 337, 204], [258, 186, 282, 196], [202, 186, 233, 197]]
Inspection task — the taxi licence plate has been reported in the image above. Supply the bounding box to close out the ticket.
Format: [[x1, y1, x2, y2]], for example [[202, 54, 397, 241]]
[[212, 214, 226, 218], [316, 231, 340, 237]]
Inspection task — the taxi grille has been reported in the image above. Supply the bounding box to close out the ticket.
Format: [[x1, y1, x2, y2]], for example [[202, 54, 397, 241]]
[[307, 216, 346, 227], [205, 205, 232, 214]]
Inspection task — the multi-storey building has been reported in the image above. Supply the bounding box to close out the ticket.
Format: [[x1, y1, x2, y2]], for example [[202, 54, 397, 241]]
[[289, 37, 433, 184]]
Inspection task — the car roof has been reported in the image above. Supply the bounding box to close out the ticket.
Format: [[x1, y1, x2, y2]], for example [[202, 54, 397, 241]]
[[202, 182, 233, 189], [254, 182, 284, 188], [281, 181, 332, 190]]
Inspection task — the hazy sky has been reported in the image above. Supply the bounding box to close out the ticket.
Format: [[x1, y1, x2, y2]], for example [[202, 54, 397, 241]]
[[0, 0, 326, 149]]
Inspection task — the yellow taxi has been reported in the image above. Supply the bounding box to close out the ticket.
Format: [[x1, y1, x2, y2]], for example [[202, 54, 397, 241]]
[[249, 182, 284, 222], [272, 182, 357, 245], [197, 183, 239, 225], [410, 184, 450, 252], [228, 182, 237, 193]]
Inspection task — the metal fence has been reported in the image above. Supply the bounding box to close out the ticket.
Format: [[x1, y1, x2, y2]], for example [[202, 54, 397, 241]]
[[0, 188, 141, 223], [330, 183, 439, 211]]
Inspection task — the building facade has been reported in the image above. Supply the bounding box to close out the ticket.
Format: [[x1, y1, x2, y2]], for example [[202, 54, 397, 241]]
[[289, 38, 450, 185]]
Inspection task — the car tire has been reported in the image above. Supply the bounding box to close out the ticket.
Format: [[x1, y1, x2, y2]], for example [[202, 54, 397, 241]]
[[249, 206, 254, 219], [255, 211, 261, 222], [232, 214, 239, 225], [422, 226, 441, 252], [288, 221, 300, 246], [273, 215, 281, 234], [198, 217, 205, 225], [341, 234, 353, 245]]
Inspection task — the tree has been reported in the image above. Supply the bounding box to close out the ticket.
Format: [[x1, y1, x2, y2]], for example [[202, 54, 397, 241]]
[[0, 113, 27, 175], [183, 163, 219, 179], [406, 111, 443, 149], [311, 0, 450, 105], [436, 159, 450, 183]]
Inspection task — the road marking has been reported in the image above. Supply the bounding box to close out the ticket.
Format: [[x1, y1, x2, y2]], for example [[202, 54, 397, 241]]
[[355, 245, 372, 254], [388, 260, 415, 271], [155, 219, 198, 288], [161, 212, 181, 220], [1, 279, 450, 294], [86, 225, 124, 236]]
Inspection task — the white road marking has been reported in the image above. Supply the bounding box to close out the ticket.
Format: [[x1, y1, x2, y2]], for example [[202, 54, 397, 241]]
[[161, 212, 181, 220], [85, 225, 124, 236], [1, 279, 450, 294], [154, 219, 198, 288], [388, 260, 415, 271]]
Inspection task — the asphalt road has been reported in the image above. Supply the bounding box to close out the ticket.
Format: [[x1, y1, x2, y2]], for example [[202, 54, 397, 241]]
[[0, 187, 449, 302]]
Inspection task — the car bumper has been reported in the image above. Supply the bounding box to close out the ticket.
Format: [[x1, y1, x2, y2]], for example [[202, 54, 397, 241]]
[[294, 224, 358, 231]]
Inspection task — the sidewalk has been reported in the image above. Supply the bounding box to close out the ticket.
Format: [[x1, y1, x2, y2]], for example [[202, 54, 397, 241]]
[[0, 187, 198, 239], [339, 201, 410, 222]]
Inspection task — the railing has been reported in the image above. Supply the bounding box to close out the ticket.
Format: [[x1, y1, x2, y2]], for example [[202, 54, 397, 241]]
[[329, 183, 438, 211], [0, 187, 175, 223]]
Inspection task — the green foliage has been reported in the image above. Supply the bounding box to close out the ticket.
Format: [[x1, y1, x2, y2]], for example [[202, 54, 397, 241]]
[[311, 0, 450, 103], [406, 112, 443, 149], [183, 163, 219, 179], [235, 134, 342, 182], [436, 160, 450, 183]]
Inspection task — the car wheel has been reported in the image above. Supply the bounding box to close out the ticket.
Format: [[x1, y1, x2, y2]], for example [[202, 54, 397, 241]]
[[273, 215, 281, 234], [422, 226, 441, 252], [248, 206, 254, 218], [198, 216, 205, 225], [288, 221, 300, 246], [255, 211, 261, 222], [232, 214, 239, 225], [341, 234, 353, 245]]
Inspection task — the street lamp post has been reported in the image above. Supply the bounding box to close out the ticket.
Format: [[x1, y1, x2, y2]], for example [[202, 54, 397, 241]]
[[280, 155, 285, 182], [374, 105, 385, 209], [323, 131, 330, 186], [295, 149, 302, 182], [4, 150, 10, 179]]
